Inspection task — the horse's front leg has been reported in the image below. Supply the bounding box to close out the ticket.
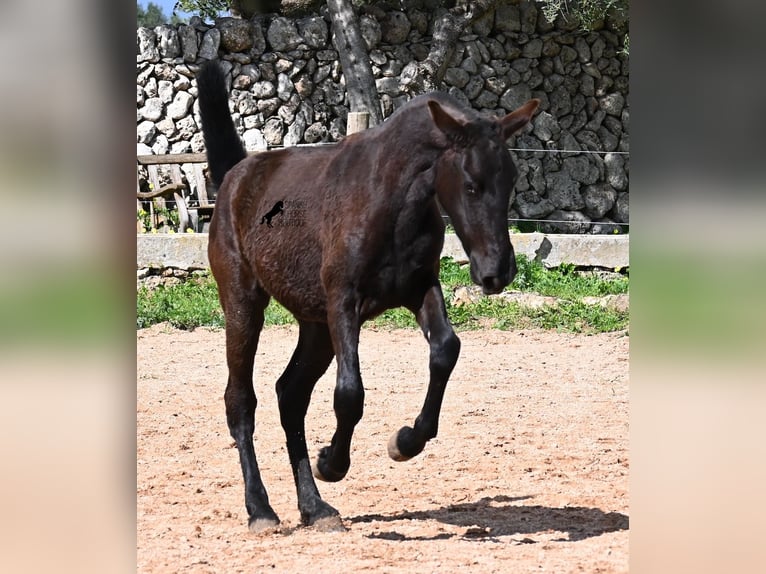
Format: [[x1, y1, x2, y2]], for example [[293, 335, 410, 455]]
[[388, 282, 461, 461], [312, 296, 364, 483]]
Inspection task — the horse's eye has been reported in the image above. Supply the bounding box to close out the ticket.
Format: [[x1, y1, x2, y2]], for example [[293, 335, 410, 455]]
[[464, 183, 476, 195]]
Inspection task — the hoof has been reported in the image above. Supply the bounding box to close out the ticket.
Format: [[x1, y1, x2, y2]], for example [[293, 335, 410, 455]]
[[311, 514, 347, 532], [388, 426, 425, 461], [248, 516, 280, 534], [387, 430, 412, 461], [312, 447, 348, 482]]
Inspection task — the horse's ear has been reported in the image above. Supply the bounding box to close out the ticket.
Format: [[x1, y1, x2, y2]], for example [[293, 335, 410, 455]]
[[428, 100, 465, 139], [500, 99, 541, 140]]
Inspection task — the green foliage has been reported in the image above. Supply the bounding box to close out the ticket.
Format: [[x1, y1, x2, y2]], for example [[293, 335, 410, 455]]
[[536, 0, 629, 53], [137, 205, 181, 233], [175, 0, 230, 20], [438, 256, 473, 289], [137, 277, 224, 329], [537, 0, 628, 31], [136, 257, 628, 334], [512, 254, 629, 298], [137, 2, 187, 27], [137, 2, 168, 27]]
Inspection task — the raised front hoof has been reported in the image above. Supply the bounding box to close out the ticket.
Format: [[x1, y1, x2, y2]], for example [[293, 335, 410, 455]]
[[312, 447, 348, 483], [388, 426, 425, 462], [247, 515, 280, 534]]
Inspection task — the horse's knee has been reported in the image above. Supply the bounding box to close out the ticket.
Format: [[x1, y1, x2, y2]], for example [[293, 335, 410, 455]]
[[431, 331, 460, 376], [333, 379, 365, 426]]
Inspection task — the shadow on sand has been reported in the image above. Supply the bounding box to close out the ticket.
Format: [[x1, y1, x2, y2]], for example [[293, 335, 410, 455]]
[[349, 495, 628, 543]]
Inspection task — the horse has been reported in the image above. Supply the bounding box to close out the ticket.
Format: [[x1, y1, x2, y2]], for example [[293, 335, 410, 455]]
[[259, 200, 284, 227], [196, 61, 539, 532]]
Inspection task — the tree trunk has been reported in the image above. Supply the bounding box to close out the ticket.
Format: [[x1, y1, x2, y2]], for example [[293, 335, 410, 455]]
[[326, 0, 383, 126], [401, 0, 500, 95]]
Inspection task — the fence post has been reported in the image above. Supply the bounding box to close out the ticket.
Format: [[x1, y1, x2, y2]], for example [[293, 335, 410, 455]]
[[346, 111, 369, 135]]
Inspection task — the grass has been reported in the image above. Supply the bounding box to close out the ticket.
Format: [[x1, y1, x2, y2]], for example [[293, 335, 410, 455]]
[[136, 255, 629, 334]]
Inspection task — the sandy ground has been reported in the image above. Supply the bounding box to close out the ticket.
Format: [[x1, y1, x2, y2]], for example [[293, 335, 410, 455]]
[[137, 324, 629, 573]]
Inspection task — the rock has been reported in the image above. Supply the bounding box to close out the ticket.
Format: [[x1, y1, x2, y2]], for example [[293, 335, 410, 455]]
[[474, 90, 499, 109], [540, 210, 591, 234], [500, 84, 532, 112], [155, 117, 176, 138], [268, 17, 301, 51], [297, 16, 328, 49], [137, 27, 159, 63], [444, 67, 470, 89], [178, 25, 198, 62], [522, 38, 543, 58], [583, 184, 617, 218], [599, 92, 625, 116], [375, 77, 401, 97], [515, 190, 555, 219], [156, 26, 180, 59], [463, 76, 484, 100], [137, 121, 156, 144], [217, 17, 253, 53], [252, 80, 277, 99], [613, 192, 629, 223], [485, 75, 509, 95], [167, 91, 193, 120], [277, 73, 294, 101], [157, 80, 174, 103], [533, 111, 560, 141], [152, 134, 169, 154], [381, 11, 411, 44], [283, 111, 307, 146], [546, 171, 584, 210], [243, 129, 267, 151], [140, 97, 163, 122], [453, 286, 482, 307], [563, 155, 599, 184], [605, 153, 628, 190], [303, 122, 327, 143], [199, 29, 220, 60], [495, 3, 521, 34], [263, 117, 284, 146], [176, 116, 197, 140], [170, 140, 191, 154]]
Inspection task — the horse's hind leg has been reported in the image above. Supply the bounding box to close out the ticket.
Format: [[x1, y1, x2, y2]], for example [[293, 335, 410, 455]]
[[389, 283, 461, 461], [276, 321, 343, 530], [220, 282, 279, 532]]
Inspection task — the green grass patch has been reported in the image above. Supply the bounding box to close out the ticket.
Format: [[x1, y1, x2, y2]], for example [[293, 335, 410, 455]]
[[137, 278, 224, 330], [136, 256, 628, 334]]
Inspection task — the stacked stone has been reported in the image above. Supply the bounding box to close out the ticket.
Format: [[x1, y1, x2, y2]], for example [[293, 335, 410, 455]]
[[136, 0, 628, 233]]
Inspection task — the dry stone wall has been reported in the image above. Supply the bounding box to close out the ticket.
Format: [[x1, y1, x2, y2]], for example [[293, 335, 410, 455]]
[[136, 0, 629, 233]]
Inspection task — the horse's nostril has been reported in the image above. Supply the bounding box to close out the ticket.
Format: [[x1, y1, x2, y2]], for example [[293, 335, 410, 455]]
[[481, 276, 505, 295]]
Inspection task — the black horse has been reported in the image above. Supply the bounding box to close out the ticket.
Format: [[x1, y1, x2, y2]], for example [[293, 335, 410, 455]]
[[197, 61, 539, 532], [260, 200, 284, 227]]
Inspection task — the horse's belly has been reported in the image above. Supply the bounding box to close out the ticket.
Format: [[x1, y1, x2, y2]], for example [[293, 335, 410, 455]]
[[248, 229, 328, 322]]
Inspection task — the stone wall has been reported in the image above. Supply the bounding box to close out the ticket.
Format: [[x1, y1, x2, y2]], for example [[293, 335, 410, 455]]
[[136, 0, 629, 233]]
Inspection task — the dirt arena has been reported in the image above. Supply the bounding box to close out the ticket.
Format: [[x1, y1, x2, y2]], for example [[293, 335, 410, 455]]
[[137, 324, 629, 573]]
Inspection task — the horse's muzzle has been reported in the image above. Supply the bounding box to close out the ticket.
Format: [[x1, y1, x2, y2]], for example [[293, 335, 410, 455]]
[[480, 275, 507, 295], [470, 254, 517, 295]]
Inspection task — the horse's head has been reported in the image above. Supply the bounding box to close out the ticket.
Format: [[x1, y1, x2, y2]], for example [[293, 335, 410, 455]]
[[430, 98, 539, 294]]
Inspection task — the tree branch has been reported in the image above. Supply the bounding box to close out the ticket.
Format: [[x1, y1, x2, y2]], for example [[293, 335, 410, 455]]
[[401, 0, 500, 95]]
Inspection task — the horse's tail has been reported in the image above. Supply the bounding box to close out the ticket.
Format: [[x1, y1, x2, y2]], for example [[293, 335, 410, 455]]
[[196, 61, 246, 186]]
